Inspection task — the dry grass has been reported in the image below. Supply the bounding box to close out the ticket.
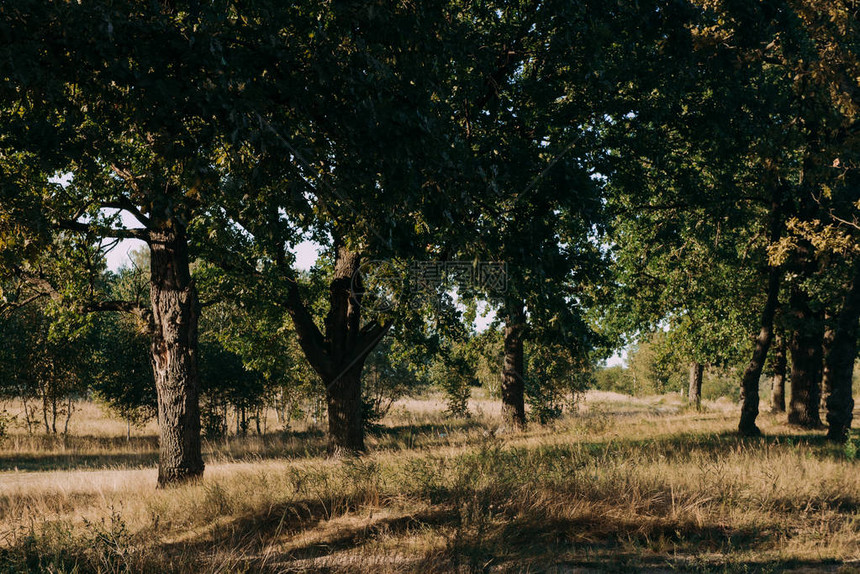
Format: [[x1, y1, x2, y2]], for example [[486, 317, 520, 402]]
[[1, 391, 860, 573]]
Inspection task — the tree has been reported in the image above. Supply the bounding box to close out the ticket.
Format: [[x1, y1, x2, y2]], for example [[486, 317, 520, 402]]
[[824, 261, 860, 441], [0, 301, 95, 434], [199, 0, 468, 452], [91, 313, 157, 434], [443, 0, 645, 428], [688, 362, 704, 411], [626, 332, 685, 397], [0, 1, 274, 484], [600, 0, 859, 437]]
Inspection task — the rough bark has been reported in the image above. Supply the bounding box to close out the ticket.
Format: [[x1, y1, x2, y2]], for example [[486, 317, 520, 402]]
[[150, 225, 204, 487], [738, 268, 781, 436], [825, 263, 860, 442], [501, 300, 526, 430], [770, 334, 787, 413], [322, 246, 366, 452], [688, 362, 703, 411], [787, 287, 824, 428], [326, 365, 365, 452]]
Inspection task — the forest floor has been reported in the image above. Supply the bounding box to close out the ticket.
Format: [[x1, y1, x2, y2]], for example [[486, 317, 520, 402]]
[[1, 390, 859, 573]]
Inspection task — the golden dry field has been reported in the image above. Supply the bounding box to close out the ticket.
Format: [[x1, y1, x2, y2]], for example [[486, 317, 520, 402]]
[[1, 391, 860, 573]]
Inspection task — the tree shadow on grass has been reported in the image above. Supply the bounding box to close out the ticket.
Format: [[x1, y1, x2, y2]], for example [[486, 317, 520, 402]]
[[0, 451, 159, 472], [0, 423, 848, 475], [368, 420, 486, 446], [565, 429, 847, 465], [153, 491, 849, 573], [153, 495, 456, 571]]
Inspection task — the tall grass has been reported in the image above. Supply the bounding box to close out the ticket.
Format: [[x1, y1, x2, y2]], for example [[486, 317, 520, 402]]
[[0, 391, 858, 572]]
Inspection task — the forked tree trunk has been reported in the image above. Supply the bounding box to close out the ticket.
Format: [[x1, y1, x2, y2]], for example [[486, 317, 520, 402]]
[[284, 243, 390, 454], [688, 362, 703, 411], [825, 262, 860, 442], [738, 268, 781, 436], [501, 299, 526, 430], [787, 287, 824, 429], [323, 246, 366, 451], [21, 396, 32, 435], [770, 334, 786, 413], [150, 224, 204, 487]]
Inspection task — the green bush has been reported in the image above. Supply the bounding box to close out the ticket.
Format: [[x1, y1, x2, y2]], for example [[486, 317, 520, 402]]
[[594, 366, 634, 395]]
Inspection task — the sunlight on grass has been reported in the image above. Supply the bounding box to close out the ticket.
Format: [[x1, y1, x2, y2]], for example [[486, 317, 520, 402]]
[[0, 392, 858, 572]]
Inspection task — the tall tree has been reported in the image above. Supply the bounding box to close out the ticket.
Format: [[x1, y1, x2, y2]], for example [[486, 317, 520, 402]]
[[200, 0, 464, 451], [824, 261, 860, 442], [0, 1, 271, 484], [443, 0, 651, 428]]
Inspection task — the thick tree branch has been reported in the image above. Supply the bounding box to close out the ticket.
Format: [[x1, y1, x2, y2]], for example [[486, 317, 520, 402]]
[[85, 299, 148, 315], [58, 218, 151, 241], [0, 292, 48, 318], [16, 270, 63, 302], [101, 191, 152, 229], [284, 279, 332, 378], [349, 320, 392, 366]]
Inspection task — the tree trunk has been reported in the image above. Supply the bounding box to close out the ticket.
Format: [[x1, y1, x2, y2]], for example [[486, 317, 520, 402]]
[[323, 246, 366, 452], [787, 286, 824, 428], [324, 365, 365, 452], [51, 393, 57, 434], [21, 396, 32, 435], [283, 243, 390, 454], [688, 362, 703, 410], [821, 315, 835, 410], [770, 334, 786, 413], [825, 262, 860, 442], [738, 268, 781, 436], [41, 387, 49, 434], [501, 299, 526, 430], [150, 224, 204, 487], [738, 185, 783, 436], [63, 395, 72, 434]]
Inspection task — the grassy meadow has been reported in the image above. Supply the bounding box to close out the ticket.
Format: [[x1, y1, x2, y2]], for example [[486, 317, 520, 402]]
[[1, 391, 860, 573]]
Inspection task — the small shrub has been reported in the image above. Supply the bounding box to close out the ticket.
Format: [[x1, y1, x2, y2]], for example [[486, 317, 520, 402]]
[[594, 366, 634, 395], [82, 507, 135, 572], [845, 439, 858, 462]]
